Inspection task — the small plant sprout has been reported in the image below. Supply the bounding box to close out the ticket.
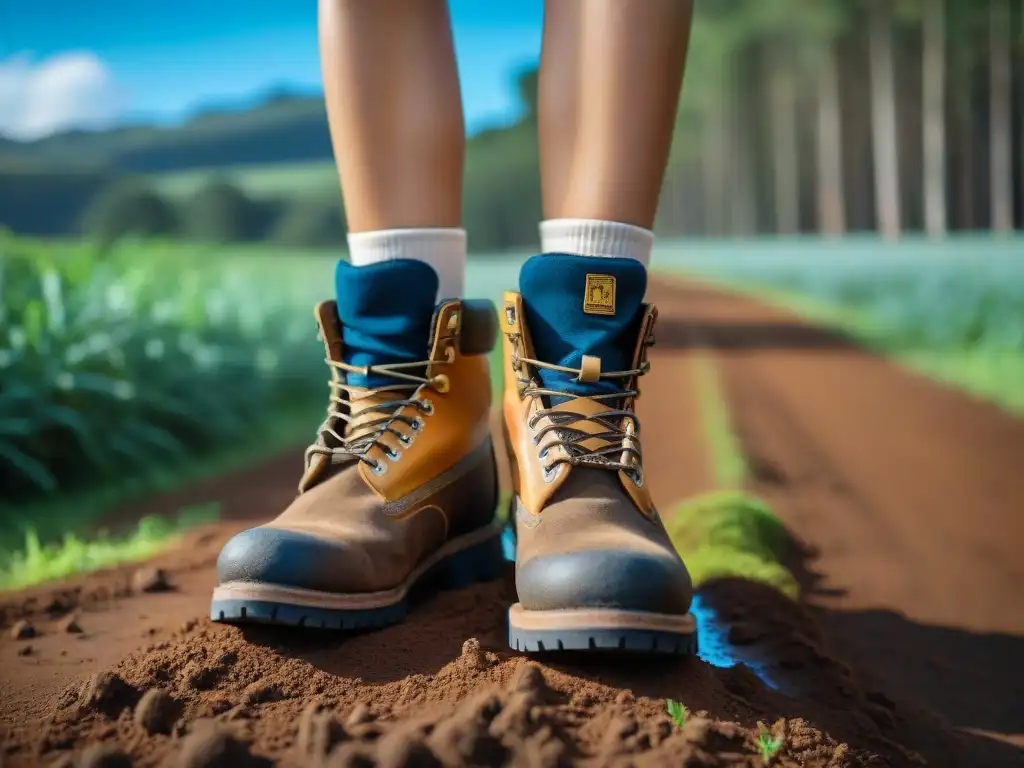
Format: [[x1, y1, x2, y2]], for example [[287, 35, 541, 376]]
[[756, 722, 783, 763], [666, 699, 688, 728]]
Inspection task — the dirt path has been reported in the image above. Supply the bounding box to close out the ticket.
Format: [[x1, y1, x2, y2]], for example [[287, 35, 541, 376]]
[[648, 279, 1024, 761], [1, 280, 1015, 766]]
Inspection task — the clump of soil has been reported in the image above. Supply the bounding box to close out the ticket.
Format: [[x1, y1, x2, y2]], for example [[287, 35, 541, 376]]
[[11, 618, 36, 639], [4, 568, 972, 768]]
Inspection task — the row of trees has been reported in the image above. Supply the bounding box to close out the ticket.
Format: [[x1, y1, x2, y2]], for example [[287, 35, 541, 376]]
[[83, 179, 347, 248], [657, 0, 1024, 238]]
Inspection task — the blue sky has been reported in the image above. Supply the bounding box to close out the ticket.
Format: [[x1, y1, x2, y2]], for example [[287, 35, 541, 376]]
[[0, 0, 544, 139]]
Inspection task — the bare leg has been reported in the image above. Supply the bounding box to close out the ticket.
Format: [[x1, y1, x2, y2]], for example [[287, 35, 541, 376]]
[[538, 2, 583, 218], [541, 0, 693, 230], [319, 0, 464, 233]]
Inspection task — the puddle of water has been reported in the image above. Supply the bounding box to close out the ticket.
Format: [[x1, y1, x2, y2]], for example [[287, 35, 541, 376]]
[[500, 526, 780, 690]]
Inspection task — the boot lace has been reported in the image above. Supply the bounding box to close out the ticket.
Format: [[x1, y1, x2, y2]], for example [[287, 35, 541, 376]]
[[305, 356, 450, 476], [510, 329, 655, 483]]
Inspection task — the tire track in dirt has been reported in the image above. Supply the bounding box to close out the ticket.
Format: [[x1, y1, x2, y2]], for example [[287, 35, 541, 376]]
[[647, 278, 1024, 763]]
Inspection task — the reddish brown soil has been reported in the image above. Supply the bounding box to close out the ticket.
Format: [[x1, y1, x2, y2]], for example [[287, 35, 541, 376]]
[[2, 279, 1022, 767]]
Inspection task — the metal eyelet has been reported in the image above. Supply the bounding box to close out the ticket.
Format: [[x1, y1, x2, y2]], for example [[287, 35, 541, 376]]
[[538, 447, 549, 460], [420, 399, 434, 416], [370, 459, 388, 476], [398, 432, 413, 446], [384, 445, 402, 462], [542, 465, 557, 483], [410, 418, 424, 432], [629, 466, 645, 488]]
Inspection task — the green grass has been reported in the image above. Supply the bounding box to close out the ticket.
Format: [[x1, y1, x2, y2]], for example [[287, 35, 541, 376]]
[[0, 502, 220, 591], [667, 351, 799, 598], [693, 353, 748, 489]]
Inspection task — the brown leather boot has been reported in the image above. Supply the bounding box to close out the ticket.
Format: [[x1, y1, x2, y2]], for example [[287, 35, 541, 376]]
[[211, 298, 502, 629], [502, 255, 697, 654]]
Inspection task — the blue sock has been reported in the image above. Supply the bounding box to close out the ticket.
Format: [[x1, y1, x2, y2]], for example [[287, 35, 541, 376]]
[[334, 259, 439, 389], [518, 254, 647, 402]]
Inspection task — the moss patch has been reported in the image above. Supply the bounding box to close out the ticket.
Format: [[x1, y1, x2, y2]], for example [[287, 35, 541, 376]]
[[666, 490, 798, 599]]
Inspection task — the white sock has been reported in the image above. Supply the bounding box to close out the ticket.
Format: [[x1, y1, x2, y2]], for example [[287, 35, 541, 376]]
[[347, 227, 466, 301], [540, 218, 654, 268]]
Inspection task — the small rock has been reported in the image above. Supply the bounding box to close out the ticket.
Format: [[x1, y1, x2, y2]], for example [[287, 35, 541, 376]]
[[510, 662, 547, 695], [134, 688, 182, 735], [132, 567, 171, 594], [174, 722, 271, 768], [17, 644, 33, 657], [10, 620, 36, 640], [460, 638, 487, 670], [75, 744, 132, 768], [241, 682, 283, 705], [181, 618, 199, 633], [79, 672, 139, 717], [60, 614, 84, 634]]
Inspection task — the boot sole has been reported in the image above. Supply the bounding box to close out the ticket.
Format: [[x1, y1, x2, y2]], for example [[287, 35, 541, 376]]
[[508, 604, 698, 655], [210, 522, 503, 630]]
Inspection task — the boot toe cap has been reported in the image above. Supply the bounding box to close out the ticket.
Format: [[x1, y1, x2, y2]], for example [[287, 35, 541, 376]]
[[516, 548, 693, 615], [216, 527, 348, 593]]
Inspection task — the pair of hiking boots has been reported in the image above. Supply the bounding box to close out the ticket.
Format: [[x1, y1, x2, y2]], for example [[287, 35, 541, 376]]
[[211, 254, 697, 655]]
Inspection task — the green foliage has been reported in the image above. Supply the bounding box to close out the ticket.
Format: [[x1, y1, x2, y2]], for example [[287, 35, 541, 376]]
[[666, 491, 799, 598], [271, 197, 348, 248], [0, 503, 219, 591], [80, 178, 179, 245], [0, 233, 326, 503], [181, 179, 269, 242], [755, 723, 783, 763], [666, 699, 688, 728]]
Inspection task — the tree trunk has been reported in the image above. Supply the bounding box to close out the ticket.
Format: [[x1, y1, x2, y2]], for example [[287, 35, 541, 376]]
[[989, 0, 1013, 232], [922, 0, 947, 237], [816, 42, 846, 235], [769, 43, 800, 235], [702, 93, 728, 236], [868, 1, 901, 239], [728, 65, 758, 236]]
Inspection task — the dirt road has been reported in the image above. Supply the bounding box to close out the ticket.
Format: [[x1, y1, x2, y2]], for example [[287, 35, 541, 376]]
[[2, 279, 1022, 767]]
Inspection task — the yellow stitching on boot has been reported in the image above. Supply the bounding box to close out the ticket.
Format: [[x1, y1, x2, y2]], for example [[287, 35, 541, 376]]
[[584, 274, 616, 316]]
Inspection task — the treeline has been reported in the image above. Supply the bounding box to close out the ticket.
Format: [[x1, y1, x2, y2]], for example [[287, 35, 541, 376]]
[[80, 177, 348, 248], [658, 0, 1024, 237], [3, 0, 1022, 249]]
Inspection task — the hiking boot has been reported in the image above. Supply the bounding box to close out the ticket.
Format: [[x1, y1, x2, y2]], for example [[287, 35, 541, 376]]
[[502, 254, 697, 654], [211, 259, 502, 629]]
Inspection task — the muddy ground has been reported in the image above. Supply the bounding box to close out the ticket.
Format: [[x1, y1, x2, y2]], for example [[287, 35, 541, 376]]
[[2, 279, 1022, 767]]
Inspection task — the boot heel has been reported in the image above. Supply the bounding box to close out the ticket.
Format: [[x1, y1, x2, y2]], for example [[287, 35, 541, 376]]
[[439, 534, 504, 590]]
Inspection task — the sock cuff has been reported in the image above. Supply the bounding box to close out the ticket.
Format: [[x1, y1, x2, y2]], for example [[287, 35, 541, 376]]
[[347, 227, 467, 301], [539, 218, 654, 267]]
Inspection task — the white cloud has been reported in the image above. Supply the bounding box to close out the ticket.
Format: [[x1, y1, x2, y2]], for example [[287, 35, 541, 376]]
[[0, 52, 123, 141]]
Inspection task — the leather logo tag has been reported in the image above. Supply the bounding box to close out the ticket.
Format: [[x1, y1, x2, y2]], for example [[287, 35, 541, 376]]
[[583, 274, 616, 316]]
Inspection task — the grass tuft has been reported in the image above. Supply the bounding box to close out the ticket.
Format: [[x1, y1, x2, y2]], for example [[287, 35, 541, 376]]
[[667, 490, 799, 599], [755, 722, 783, 763], [0, 502, 220, 592], [666, 699, 688, 728]]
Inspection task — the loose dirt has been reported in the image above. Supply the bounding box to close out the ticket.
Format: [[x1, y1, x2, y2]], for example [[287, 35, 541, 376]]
[[2, 278, 1021, 767]]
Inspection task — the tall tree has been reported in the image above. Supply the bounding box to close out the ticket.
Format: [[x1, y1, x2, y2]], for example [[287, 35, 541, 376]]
[[768, 42, 801, 234], [868, 0, 902, 239], [989, 0, 1013, 231], [922, 0, 947, 236], [816, 41, 847, 235]]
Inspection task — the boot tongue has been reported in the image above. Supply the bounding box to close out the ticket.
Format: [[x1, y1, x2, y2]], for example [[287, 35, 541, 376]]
[[518, 254, 646, 402], [334, 259, 438, 389]]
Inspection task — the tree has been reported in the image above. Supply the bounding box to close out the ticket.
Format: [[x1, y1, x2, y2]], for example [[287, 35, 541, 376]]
[[988, 0, 1013, 232], [921, 0, 948, 237], [868, 0, 902, 239], [768, 43, 801, 235], [181, 179, 264, 243], [80, 178, 179, 245], [271, 197, 348, 248]]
